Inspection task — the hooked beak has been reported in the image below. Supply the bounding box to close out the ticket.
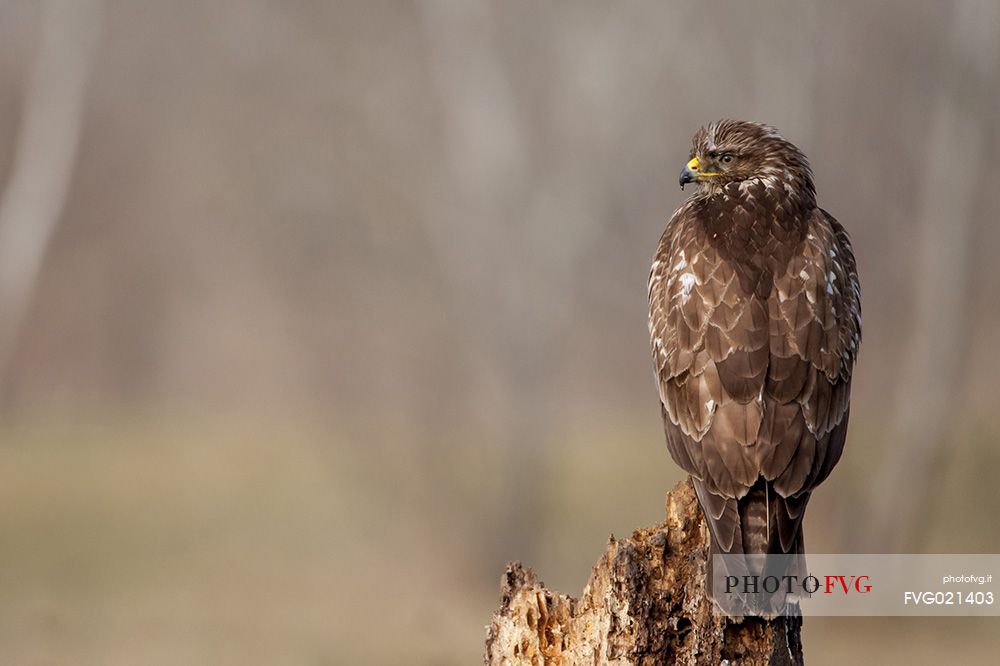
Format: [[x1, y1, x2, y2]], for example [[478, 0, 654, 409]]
[[679, 157, 699, 189], [678, 156, 722, 190]]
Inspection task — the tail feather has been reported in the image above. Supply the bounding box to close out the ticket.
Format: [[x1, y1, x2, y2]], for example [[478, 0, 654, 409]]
[[697, 477, 809, 616]]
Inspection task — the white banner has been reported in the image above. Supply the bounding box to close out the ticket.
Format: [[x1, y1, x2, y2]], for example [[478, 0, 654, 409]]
[[711, 554, 1000, 616]]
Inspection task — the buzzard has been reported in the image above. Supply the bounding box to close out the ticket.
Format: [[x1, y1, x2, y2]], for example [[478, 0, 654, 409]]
[[647, 120, 861, 601]]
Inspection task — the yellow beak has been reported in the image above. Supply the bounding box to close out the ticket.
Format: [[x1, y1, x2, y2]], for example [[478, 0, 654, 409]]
[[679, 156, 722, 189]]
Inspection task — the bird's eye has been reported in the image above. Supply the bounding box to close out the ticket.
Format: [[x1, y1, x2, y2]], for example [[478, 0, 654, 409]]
[[721, 154, 734, 164]]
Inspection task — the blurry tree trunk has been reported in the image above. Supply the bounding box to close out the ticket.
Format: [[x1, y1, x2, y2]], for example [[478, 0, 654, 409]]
[[866, 0, 998, 551], [417, 1, 556, 566], [485, 479, 803, 666], [0, 0, 103, 380]]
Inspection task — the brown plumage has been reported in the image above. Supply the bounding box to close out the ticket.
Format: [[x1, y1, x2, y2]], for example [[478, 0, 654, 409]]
[[648, 120, 861, 598]]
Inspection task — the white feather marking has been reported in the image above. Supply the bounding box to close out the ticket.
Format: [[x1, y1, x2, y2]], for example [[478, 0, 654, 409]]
[[679, 273, 696, 297], [765, 483, 770, 546], [705, 399, 715, 411], [798, 268, 809, 280], [673, 250, 687, 271]]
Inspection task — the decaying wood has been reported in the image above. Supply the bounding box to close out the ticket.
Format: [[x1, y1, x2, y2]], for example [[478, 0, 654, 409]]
[[484, 479, 803, 665]]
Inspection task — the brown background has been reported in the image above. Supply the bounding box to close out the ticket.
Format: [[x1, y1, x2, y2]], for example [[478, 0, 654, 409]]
[[0, 1, 998, 663]]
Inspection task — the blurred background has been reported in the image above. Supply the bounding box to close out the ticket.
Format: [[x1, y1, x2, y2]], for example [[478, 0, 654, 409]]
[[0, 1, 998, 663]]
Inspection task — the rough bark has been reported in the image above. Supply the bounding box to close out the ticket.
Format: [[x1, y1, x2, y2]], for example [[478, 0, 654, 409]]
[[484, 479, 803, 665]]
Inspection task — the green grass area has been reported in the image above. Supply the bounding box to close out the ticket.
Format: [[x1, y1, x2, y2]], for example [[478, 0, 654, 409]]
[[0, 416, 485, 664], [0, 414, 997, 664]]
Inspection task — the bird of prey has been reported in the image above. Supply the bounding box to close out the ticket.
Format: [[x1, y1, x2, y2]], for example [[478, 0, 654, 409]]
[[647, 120, 861, 602]]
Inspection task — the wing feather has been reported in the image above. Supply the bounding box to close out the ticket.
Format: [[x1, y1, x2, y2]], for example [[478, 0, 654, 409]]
[[650, 194, 860, 553]]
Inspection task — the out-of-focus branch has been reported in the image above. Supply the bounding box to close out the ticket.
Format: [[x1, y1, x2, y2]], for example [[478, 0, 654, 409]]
[[416, 2, 559, 565], [0, 0, 103, 377], [416, 1, 526, 306]]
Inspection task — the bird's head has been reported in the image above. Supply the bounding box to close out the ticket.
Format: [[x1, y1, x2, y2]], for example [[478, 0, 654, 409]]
[[679, 120, 814, 200]]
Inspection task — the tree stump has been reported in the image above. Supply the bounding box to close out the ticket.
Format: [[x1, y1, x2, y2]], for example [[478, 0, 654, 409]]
[[484, 478, 803, 665]]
